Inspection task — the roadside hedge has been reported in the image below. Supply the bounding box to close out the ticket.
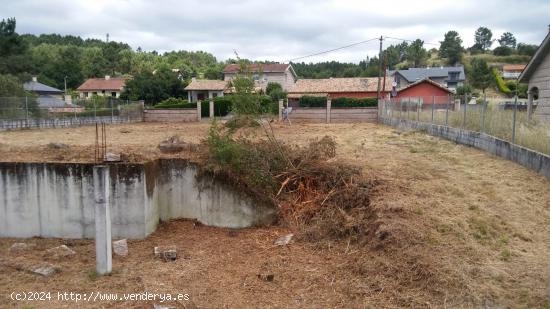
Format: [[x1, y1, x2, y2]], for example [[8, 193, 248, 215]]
[[492, 68, 512, 96], [299, 96, 326, 107], [332, 97, 377, 107]]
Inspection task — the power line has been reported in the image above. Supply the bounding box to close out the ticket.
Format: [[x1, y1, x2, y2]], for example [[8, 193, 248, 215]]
[[287, 37, 379, 62], [384, 36, 439, 46]]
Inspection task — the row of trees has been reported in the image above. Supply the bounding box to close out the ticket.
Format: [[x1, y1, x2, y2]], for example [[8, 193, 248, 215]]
[[0, 16, 541, 101]]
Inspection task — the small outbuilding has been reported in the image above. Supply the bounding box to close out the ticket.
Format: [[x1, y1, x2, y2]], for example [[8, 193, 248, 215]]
[[23, 77, 66, 108], [184, 78, 228, 102], [519, 27, 550, 122], [395, 78, 453, 105]]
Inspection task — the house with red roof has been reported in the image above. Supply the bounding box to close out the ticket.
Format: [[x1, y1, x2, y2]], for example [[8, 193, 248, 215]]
[[394, 78, 453, 105], [223, 63, 297, 91], [76, 75, 128, 99]]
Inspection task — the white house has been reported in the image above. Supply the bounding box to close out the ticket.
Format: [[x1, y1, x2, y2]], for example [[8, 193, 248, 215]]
[[184, 78, 228, 102], [223, 63, 297, 91], [76, 76, 127, 99]]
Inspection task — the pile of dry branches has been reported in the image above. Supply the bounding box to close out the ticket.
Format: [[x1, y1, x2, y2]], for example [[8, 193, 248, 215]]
[[202, 120, 376, 242]]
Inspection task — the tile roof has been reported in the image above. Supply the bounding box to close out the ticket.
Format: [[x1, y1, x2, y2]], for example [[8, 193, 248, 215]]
[[77, 77, 127, 91], [23, 81, 63, 94], [223, 63, 291, 74], [396, 78, 453, 94], [392, 66, 466, 82], [503, 64, 526, 71], [288, 77, 392, 94], [184, 79, 228, 91]]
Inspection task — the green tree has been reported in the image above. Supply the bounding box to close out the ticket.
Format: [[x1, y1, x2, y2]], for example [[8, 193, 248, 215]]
[[473, 27, 493, 51], [406, 39, 428, 67], [439, 31, 463, 65], [0, 18, 30, 75], [0, 73, 25, 96], [121, 66, 185, 104], [265, 82, 287, 102], [81, 47, 106, 77], [517, 43, 538, 56], [493, 46, 513, 56], [498, 32, 516, 48], [470, 58, 493, 94]]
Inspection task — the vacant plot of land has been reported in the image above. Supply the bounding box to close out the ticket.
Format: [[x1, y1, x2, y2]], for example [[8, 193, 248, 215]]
[[1, 122, 549, 308]]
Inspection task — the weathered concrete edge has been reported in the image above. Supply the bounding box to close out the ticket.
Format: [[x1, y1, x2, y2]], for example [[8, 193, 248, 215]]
[[380, 117, 550, 179]]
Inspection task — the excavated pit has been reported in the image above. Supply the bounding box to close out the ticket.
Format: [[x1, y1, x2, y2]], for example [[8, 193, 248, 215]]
[[0, 159, 277, 239]]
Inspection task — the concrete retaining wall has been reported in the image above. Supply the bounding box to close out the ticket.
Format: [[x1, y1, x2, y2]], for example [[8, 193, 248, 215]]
[[0, 160, 276, 239], [143, 109, 197, 122], [289, 107, 327, 122], [380, 117, 550, 179]]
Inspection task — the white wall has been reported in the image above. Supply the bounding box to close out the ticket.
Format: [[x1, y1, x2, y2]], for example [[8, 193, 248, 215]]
[[0, 160, 276, 239]]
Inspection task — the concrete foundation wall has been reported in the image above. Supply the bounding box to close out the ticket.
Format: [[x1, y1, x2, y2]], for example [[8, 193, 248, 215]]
[[380, 117, 550, 179], [0, 160, 276, 239], [143, 109, 197, 122]]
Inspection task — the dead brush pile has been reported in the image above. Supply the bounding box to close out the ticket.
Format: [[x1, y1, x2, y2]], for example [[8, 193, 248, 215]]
[[202, 120, 377, 242]]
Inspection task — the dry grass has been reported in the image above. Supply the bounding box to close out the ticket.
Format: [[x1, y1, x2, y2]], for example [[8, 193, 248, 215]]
[[1, 122, 550, 308]]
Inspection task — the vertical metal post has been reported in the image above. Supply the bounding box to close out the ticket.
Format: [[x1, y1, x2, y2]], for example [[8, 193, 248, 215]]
[[197, 100, 201, 122], [390, 100, 394, 119], [445, 96, 449, 126], [512, 95, 518, 143], [399, 100, 402, 119], [111, 100, 114, 123], [481, 94, 486, 133], [416, 100, 420, 122], [93, 165, 112, 275], [407, 98, 411, 120], [25, 96, 29, 128], [431, 96, 435, 124], [278, 99, 283, 121], [326, 98, 331, 124], [94, 100, 97, 121], [462, 94, 467, 129]]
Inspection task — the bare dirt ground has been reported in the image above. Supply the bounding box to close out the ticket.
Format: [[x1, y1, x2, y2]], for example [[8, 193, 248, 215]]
[[1, 122, 549, 308]]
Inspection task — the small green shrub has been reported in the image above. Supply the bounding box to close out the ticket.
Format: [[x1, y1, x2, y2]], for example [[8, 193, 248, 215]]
[[299, 96, 326, 107], [332, 97, 377, 107], [492, 68, 512, 96]]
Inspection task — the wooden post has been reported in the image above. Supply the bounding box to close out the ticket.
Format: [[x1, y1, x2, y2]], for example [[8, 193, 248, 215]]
[[326, 98, 331, 124], [93, 165, 112, 275]]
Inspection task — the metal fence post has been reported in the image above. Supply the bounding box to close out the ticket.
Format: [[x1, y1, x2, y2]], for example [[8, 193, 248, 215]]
[[407, 100, 410, 120], [417, 100, 420, 122], [25, 96, 29, 128], [390, 100, 394, 119], [431, 96, 435, 124], [399, 100, 402, 120], [111, 100, 114, 123], [94, 100, 97, 121], [445, 97, 449, 126], [512, 95, 518, 143], [481, 94, 486, 133], [462, 94, 467, 129]]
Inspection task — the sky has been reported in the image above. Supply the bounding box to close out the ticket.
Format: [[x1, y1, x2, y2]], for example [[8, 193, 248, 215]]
[[2, 0, 549, 63]]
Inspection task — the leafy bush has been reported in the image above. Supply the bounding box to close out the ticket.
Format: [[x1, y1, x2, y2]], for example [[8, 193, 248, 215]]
[[492, 68, 512, 96], [505, 81, 528, 98], [299, 96, 326, 107], [493, 46, 513, 56], [154, 97, 195, 109], [332, 97, 377, 107], [456, 84, 473, 95]]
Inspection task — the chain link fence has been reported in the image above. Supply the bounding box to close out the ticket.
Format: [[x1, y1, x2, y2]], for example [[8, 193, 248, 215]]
[[380, 95, 550, 156], [0, 97, 144, 131]]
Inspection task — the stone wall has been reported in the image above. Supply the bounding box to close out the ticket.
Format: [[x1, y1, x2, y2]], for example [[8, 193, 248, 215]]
[[143, 109, 198, 122]]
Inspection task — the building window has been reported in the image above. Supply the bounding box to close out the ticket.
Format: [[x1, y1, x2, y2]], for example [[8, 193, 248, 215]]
[[111, 92, 117, 97], [84, 92, 88, 98], [213, 92, 218, 98], [93, 92, 97, 96]]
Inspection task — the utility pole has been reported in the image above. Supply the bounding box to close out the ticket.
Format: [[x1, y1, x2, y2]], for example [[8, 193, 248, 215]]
[[64, 76, 67, 94], [376, 36, 384, 99]]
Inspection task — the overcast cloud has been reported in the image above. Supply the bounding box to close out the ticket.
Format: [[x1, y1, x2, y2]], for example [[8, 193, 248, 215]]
[[2, 0, 549, 63]]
